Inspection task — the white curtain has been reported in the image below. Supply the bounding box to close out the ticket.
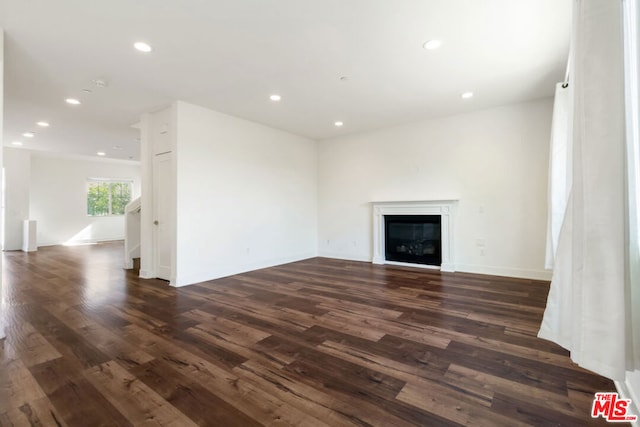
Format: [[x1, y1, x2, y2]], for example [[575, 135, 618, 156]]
[[623, 0, 640, 375], [539, 0, 640, 381], [545, 83, 572, 270]]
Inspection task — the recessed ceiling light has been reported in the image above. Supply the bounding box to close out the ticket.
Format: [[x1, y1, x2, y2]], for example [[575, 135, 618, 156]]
[[461, 92, 474, 99], [12, 141, 23, 146], [66, 98, 81, 105], [97, 152, 106, 156], [36, 121, 50, 127], [134, 42, 152, 53], [270, 94, 282, 101], [423, 40, 443, 50], [334, 121, 344, 127], [22, 132, 35, 138]]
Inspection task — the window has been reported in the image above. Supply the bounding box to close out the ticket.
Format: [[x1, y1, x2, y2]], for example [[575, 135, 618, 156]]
[[87, 179, 133, 216]]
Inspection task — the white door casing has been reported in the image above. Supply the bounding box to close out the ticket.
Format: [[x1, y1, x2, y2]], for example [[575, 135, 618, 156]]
[[153, 152, 173, 281]]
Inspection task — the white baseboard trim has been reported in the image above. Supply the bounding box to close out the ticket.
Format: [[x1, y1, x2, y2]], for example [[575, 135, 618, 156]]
[[455, 263, 552, 281], [139, 269, 153, 279], [318, 254, 552, 281], [38, 237, 125, 247], [317, 252, 371, 262]]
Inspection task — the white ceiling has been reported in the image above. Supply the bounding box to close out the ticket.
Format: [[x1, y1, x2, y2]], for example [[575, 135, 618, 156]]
[[1, 0, 571, 161]]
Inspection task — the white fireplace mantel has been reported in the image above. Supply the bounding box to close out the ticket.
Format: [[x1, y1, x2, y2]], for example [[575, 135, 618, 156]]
[[372, 200, 458, 272]]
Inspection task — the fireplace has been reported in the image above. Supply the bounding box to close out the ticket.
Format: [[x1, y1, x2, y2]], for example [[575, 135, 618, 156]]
[[385, 215, 441, 266], [372, 200, 457, 271]]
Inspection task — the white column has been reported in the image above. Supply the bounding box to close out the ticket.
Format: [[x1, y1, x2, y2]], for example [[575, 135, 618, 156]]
[[22, 220, 37, 252]]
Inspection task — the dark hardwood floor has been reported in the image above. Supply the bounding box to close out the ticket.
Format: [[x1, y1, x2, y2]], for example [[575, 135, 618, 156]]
[[0, 242, 622, 426]]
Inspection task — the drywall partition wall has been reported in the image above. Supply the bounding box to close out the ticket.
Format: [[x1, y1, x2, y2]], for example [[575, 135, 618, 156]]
[[138, 106, 177, 280], [29, 154, 141, 246], [3, 148, 31, 250], [173, 101, 317, 286], [318, 98, 553, 280]]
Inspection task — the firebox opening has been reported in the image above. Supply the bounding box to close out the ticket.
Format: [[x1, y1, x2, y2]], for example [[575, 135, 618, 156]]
[[384, 215, 442, 266]]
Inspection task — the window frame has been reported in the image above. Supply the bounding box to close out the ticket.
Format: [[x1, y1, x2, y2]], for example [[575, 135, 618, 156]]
[[86, 178, 134, 217]]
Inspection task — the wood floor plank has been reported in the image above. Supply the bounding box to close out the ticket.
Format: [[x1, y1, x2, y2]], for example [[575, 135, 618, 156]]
[[444, 364, 578, 417], [198, 294, 317, 332], [44, 302, 154, 370], [1, 242, 625, 426], [182, 309, 272, 346], [185, 324, 286, 370], [235, 359, 428, 427], [130, 359, 263, 427], [397, 380, 531, 427], [316, 298, 406, 319], [0, 396, 69, 427], [0, 356, 47, 414], [4, 320, 62, 368], [28, 357, 133, 427], [120, 323, 331, 426], [320, 310, 451, 348], [21, 306, 111, 370], [283, 355, 458, 426], [317, 340, 492, 408], [83, 361, 199, 427]]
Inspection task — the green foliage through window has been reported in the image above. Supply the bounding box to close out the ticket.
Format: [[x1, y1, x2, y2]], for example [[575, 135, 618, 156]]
[[87, 180, 132, 216]]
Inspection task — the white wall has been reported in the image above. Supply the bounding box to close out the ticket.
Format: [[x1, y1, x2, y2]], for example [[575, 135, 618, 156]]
[[318, 98, 553, 280], [139, 106, 176, 279], [30, 154, 141, 246], [3, 148, 31, 250], [173, 101, 317, 286]]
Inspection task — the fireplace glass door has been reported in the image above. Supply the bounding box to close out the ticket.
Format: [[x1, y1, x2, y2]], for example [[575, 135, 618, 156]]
[[384, 215, 442, 266]]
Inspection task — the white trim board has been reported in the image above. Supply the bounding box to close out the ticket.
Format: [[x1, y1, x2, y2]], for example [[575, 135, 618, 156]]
[[455, 263, 553, 281], [317, 252, 371, 263]]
